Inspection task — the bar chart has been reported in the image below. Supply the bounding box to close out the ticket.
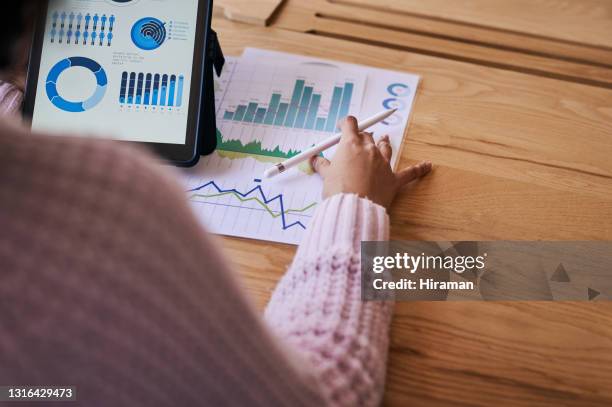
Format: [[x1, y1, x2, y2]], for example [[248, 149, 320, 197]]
[[119, 72, 184, 108], [222, 79, 354, 133], [212, 59, 365, 166], [182, 55, 369, 244]]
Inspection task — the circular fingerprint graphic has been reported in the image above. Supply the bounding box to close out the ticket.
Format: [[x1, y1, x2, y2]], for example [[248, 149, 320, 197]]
[[106, 0, 140, 5], [131, 17, 166, 50]]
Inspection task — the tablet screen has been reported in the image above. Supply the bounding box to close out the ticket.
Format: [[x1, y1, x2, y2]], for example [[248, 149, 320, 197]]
[[31, 0, 200, 145]]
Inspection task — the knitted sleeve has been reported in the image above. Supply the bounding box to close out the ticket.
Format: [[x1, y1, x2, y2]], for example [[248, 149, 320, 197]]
[[0, 77, 395, 405], [0, 81, 23, 115], [265, 194, 393, 407], [1, 128, 329, 407]]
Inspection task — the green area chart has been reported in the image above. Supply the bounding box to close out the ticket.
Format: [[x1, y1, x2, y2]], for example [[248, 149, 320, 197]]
[[215, 129, 316, 173]]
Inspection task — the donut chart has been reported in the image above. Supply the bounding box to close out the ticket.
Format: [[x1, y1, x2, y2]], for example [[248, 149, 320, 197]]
[[387, 83, 410, 97], [46, 57, 108, 112], [383, 97, 406, 111]]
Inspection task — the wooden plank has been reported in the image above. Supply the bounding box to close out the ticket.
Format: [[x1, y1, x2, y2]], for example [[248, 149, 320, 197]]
[[214, 0, 285, 26], [309, 18, 612, 88], [212, 19, 612, 406], [271, 1, 612, 88], [338, 0, 612, 50], [314, 3, 612, 67]]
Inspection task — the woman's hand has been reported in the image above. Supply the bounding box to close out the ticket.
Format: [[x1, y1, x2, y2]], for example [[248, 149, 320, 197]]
[[311, 116, 432, 210]]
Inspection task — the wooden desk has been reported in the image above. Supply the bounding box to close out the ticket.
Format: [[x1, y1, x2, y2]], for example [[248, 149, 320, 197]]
[[271, 0, 612, 88], [212, 13, 612, 407]]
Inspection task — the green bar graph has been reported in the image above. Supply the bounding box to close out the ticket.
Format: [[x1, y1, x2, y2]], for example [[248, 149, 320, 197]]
[[244, 102, 258, 123], [274, 103, 289, 126], [254, 108, 267, 124], [264, 94, 281, 125], [295, 86, 313, 129], [305, 94, 321, 130], [284, 79, 305, 127], [222, 78, 355, 133], [325, 86, 344, 132], [315, 117, 326, 131], [234, 105, 247, 121], [338, 82, 354, 122]]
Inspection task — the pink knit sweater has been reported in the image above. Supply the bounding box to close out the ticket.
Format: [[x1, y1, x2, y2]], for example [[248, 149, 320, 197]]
[[0, 81, 393, 406]]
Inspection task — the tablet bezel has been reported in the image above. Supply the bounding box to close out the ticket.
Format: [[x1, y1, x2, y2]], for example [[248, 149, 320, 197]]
[[23, 0, 213, 167]]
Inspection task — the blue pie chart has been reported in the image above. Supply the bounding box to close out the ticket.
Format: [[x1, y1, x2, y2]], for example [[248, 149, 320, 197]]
[[46, 57, 107, 112]]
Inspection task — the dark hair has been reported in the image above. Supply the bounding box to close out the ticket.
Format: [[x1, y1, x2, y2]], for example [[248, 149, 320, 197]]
[[0, 1, 42, 69]]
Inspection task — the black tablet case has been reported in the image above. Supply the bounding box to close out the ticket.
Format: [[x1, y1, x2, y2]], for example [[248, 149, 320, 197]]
[[199, 28, 225, 156]]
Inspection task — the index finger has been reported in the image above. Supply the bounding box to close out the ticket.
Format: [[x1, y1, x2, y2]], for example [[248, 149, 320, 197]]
[[339, 116, 360, 142]]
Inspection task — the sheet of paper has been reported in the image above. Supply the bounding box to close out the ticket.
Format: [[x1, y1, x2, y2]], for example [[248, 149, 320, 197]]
[[182, 50, 420, 245], [242, 48, 420, 170]]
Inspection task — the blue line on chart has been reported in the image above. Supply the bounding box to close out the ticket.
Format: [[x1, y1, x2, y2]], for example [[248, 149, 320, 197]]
[[187, 180, 307, 230]]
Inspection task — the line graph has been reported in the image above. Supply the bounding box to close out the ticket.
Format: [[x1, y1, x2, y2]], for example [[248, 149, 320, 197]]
[[187, 180, 317, 230], [183, 55, 368, 244]]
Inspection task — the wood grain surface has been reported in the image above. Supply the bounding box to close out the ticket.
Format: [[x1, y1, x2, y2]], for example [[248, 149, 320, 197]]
[[335, 0, 612, 49], [212, 17, 612, 407], [213, 0, 284, 26], [270, 0, 612, 89]]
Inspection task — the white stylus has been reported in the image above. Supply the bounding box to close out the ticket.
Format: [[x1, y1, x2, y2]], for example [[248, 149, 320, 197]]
[[263, 108, 397, 179]]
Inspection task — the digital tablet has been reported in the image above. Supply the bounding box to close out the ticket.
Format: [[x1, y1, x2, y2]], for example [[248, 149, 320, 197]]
[[23, 0, 214, 167]]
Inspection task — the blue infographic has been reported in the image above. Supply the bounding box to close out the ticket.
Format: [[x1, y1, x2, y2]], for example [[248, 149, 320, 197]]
[[50, 12, 115, 46], [119, 72, 184, 108], [33, 0, 199, 145], [46, 57, 108, 113], [382, 82, 411, 126], [387, 83, 410, 97], [131, 17, 167, 50]]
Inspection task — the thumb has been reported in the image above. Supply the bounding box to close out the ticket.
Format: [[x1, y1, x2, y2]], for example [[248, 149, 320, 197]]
[[311, 155, 331, 177]]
